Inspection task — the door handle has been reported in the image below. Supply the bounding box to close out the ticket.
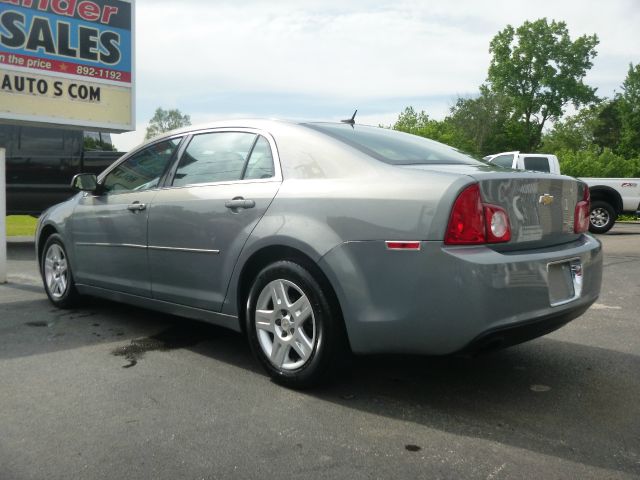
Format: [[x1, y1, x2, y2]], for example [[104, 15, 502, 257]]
[[225, 197, 255, 211], [127, 202, 147, 212]]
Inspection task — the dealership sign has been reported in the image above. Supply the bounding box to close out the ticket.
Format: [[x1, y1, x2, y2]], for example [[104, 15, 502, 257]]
[[0, 0, 134, 131]]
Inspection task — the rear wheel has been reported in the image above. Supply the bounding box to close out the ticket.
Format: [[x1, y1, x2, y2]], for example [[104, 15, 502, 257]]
[[589, 200, 616, 234], [41, 234, 80, 308], [246, 260, 347, 388]]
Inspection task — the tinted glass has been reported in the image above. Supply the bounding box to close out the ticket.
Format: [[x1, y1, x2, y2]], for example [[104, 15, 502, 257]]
[[84, 131, 114, 151], [523, 156, 551, 173], [491, 154, 515, 168], [103, 138, 180, 193], [0, 125, 13, 151], [243, 136, 275, 180], [0, 125, 82, 155], [18, 127, 81, 154], [303, 123, 480, 165], [173, 132, 256, 186]]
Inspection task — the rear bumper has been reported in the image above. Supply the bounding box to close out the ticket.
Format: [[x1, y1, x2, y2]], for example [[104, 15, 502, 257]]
[[459, 303, 590, 355], [318, 235, 602, 355]]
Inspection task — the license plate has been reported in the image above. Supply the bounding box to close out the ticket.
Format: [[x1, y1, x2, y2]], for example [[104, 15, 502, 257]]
[[547, 259, 583, 307]]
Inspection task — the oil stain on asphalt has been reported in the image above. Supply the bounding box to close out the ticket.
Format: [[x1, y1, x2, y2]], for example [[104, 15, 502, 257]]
[[405, 444, 422, 452], [25, 321, 49, 327], [111, 324, 209, 369]]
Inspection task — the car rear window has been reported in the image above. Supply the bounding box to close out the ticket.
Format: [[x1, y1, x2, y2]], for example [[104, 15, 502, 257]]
[[303, 123, 480, 165], [490, 154, 515, 168], [523, 156, 551, 173]]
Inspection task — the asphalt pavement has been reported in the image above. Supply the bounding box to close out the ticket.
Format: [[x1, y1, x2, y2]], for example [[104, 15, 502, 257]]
[[1, 225, 639, 479]]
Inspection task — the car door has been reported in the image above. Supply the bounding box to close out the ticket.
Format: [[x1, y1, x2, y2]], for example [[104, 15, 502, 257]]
[[147, 129, 281, 311], [70, 137, 182, 296]]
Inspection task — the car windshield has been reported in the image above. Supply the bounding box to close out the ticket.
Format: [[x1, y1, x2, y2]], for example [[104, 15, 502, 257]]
[[302, 122, 481, 165]]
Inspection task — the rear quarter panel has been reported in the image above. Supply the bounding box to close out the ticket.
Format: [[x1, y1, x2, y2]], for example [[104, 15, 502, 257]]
[[221, 168, 471, 317]]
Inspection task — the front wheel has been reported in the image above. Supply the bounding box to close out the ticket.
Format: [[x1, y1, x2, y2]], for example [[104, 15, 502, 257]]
[[41, 234, 80, 308], [589, 200, 616, 234], [246, 260, 348, 388]]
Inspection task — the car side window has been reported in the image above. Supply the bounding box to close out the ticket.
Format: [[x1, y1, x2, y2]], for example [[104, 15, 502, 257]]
[[173, 132, 257, 187], [102, 139, 181, 194], [243, 136, 275, 180], [491, 154, 515, 168]]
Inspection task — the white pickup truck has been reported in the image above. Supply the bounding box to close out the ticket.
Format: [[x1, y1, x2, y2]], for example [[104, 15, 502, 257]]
[[484, 151, 640, 234]]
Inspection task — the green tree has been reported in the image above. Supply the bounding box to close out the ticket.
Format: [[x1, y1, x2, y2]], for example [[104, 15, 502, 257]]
[[145, 107, 191, 140], [557, 147, 640, 178], [592, 99, 622, 151], [540, 104, 604, 153], [617, 63, 640, 158], [487, 18, 599, 150], [392, 106, 430, 133], [541, 65, 640, 161], [392, 91, 529, 158], [448, 86, 528, 156], [392, 107, 474, 154]]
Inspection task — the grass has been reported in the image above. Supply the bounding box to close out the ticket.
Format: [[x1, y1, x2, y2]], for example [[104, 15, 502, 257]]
[[5, 215, 38, 236], [618, 214, 639, 222]]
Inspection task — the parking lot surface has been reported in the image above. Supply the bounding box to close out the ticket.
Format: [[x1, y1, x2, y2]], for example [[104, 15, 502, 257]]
[[1, 225, 639, 479]]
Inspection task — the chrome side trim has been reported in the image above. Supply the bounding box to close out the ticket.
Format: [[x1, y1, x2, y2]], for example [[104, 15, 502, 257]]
[[75, 242, 220, 254], [148, 245, 220, 254], [76, 242, 146, 249]]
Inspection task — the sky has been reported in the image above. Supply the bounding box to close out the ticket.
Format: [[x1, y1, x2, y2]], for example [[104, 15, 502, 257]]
[[111, 0, 640, 151]]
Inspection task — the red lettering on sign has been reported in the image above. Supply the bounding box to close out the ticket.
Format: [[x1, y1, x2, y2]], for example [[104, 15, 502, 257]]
[[100, 5, 118, 24], [77, 0, 100, 21], [2, 0, 119, 26], [51, 0, 76, 17]]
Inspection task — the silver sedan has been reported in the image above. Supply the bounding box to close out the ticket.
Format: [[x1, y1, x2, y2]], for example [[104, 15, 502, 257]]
[[36, 119, 602, 387]]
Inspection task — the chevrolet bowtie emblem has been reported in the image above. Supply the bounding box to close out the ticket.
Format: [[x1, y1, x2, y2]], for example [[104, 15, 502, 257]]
[[539, 194, 554, 206]]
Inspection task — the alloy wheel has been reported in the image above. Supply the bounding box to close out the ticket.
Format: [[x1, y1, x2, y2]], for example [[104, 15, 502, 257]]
[[254, 279, 317, 370], [44, 244, 69, 299]]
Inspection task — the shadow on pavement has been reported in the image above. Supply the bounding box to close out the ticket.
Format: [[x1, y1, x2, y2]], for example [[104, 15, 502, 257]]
[[605, 231, 640, 236], [2, 291, 637, 476], [2, 242, 638, 476]]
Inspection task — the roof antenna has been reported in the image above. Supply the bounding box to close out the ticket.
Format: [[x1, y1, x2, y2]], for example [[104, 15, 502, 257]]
[[341, 109, 357, 126]]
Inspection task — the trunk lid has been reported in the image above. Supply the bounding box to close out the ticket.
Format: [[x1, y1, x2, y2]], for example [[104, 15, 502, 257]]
[[402, 164, 587, 249]]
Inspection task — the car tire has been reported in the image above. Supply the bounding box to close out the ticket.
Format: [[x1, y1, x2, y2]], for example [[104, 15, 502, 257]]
[[589, 200, 616, 234], [41, 234, 80, 308], [246, 260, 348, 389]]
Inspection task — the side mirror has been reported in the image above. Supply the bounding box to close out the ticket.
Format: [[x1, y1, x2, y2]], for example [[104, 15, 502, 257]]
[[71, 173, 98, 192]]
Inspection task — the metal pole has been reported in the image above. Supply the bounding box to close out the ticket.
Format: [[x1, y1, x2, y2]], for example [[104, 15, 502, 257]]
[[0, 148, 6, 284]]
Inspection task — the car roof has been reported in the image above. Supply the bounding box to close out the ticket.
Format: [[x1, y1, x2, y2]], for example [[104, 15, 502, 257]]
[[137, 118, 355, 151], [147, 118, 327, 140]]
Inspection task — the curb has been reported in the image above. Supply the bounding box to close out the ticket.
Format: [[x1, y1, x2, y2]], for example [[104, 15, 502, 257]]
[[7, 236, 36, 244]]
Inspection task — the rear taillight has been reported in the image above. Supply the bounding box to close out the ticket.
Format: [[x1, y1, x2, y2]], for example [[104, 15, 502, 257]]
[[574, 185, 590, 233], [444, 184, 511, 245], [484, 205, 511, 243]]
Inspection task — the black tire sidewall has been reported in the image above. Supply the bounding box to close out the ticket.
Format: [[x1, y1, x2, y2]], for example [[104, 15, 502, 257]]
[[245, 260, 340, 388], [589, 201, 616, 234], [41, 234, 78, 308]]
